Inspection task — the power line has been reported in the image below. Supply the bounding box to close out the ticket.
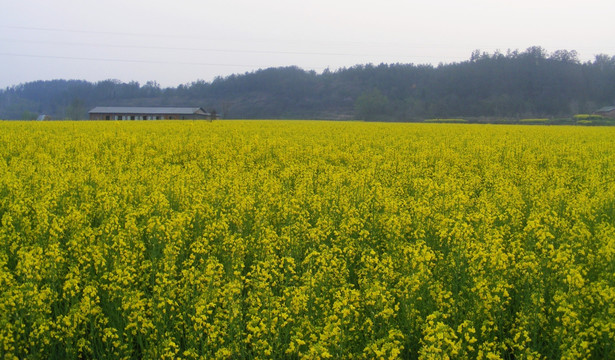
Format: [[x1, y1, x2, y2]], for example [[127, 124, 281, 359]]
[[1, 25, 608, 57], [0, 38, 470, 60], [0, 38, 388, 58], [0, 52, 281, 69], [1, 24, 407, 48], [0, 25, 211, 41], [0, 24, 478, 53]]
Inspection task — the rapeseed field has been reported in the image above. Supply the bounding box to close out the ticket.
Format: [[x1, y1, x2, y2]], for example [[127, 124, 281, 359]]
[[0, 120, 614, 359]]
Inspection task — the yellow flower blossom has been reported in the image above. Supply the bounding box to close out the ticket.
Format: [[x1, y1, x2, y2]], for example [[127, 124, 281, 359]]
[[0, 121, 614, 358]]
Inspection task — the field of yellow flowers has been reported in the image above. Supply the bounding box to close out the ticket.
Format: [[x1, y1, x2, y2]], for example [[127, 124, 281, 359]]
[[1, 120, 614, 359]]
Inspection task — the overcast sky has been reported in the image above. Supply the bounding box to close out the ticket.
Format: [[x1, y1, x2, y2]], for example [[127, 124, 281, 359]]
[[1, 0, 613, 89]]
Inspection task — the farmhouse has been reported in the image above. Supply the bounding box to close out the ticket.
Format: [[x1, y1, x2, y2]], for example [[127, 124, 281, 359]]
[[88, 107, 211, 120], [594, 106, 615, 118]]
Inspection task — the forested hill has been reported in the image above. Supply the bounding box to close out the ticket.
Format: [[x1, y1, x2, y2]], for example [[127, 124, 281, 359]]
[[1, 47, 614, 121]]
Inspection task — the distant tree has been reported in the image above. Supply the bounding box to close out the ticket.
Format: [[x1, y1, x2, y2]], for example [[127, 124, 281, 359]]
[[220, 101, 233, 119], [524, 46, 548, 60], [593, 54, 615, 71], [143, 81, 162, 97], [2, 49, 615, 120], [354, 89, 390, 121], [21, 110, 37, 120], [550, 49, 579, 63], [65, 98, 86, 120]]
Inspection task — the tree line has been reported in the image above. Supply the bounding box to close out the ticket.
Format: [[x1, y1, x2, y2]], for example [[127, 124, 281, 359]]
[[1, 47, 614, 121]]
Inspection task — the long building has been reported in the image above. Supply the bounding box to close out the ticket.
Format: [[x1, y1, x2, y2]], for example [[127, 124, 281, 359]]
[[88, 107, 211, 120]]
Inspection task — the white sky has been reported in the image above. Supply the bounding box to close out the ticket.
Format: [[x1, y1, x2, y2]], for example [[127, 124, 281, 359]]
[[1, 0, 613, 89]]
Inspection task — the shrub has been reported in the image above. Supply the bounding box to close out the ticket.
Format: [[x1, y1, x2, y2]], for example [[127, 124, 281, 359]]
[[424, 118, 467, 123], [574, 114, 604, 120], [519, 118, 550, 124]]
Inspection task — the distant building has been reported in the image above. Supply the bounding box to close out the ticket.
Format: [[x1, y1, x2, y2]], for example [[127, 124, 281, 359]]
[[88, 107, 211, 120], [595, 106, 615, 118], [36, 114, 51, 121]]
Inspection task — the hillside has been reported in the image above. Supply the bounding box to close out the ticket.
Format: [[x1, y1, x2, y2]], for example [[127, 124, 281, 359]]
[[1, 47, 614, 121]]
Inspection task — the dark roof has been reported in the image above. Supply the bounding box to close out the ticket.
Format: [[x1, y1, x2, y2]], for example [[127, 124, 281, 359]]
[[88, 107, 208, 115]]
